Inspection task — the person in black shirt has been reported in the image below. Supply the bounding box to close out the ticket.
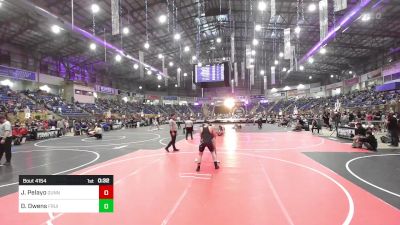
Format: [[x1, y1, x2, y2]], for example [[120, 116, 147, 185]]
[[196, 123, 219, 172], [386, 113, 399, 147], [257, 117, 263, 129], [359, 131, 378, 151], [352, 123, 367, 148]]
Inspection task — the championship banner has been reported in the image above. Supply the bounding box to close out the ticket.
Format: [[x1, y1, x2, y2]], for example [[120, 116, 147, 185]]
[[111, 0, 120, 35], [245, 44, 252, 69], [230, 33, 235, 63], [234, 62, 238, 86], [192, 71, 196, 90], [231, 79, 234, 94], [284, 28, 291, 59], [177, 68, 181, 87], [263, 76, 267, 91], [334, 0, 347, 12], [319, 0, 328, 40], [163, 68, 168, 86], [241, 61, 245, 80], [271, 0, 276, 18], [250, 67, 254, 86], [139, 51, 144, 79], [293, 46, 298, 70], [290, 46, 294, 71], [271, 66, 276, 85]]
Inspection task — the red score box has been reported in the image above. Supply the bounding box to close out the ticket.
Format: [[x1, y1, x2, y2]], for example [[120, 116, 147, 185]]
[[99, 185, 114, 199]]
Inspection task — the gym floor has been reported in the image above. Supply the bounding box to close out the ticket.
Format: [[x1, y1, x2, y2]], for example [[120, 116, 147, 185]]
[[0, 124, 399, 225]]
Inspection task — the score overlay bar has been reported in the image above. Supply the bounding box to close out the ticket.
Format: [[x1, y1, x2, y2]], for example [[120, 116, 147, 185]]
[[19, 175, 113, 213]]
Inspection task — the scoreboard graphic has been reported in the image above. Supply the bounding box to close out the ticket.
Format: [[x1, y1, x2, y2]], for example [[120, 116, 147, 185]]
[[19, 175, 113, 213], [195, 63, 225, 83]]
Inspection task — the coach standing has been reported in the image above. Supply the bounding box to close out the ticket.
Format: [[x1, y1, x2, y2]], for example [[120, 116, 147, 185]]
[[0, 114, 12, 165], [387, 113, 399, 147], [165, 114, 179, 152]]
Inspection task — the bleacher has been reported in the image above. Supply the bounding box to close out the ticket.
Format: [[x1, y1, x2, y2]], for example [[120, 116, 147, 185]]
[[27, 90, 88, 117], [0, 87, 39, 113]]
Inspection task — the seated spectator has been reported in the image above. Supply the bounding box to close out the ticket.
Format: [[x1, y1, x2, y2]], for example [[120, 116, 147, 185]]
[[311, 117, 322, 134], [356, 131, 378, 151], [94, 124, 103, 139], [279, 117, 289, 127], [293, 116, 305, 132], [74, 123, 81, 136], [81, 122, 89, 134], [352, 123, 367, 148]]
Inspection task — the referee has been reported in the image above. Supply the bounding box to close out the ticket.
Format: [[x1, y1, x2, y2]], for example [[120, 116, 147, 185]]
[[184, 117, 194, 140], [165, 114, 179, 152], [0, 114, 12, 166]]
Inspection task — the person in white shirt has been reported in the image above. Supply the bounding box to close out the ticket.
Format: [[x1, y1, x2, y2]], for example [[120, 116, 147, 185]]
[[94, 124, 103, 140], [165, 114, 179, 152], [184, 118, 194, 140], [0, 115, 12, 165]]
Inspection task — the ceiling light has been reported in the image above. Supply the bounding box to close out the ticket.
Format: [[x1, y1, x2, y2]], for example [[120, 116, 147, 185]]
[[169, 62, 174, 67], [51, 25, 61, 34], [115, 54, 122, 62], [192, 55, 197, 61], [89, 43, 97, 50], [274, 60, 279, 65], [309, 76, 312, 79], [260, 70, 265, 75], [144, 42, 150, 49], [294, 26, 301, 34], [308, 3, 316, 12], [174, 33, 181, 40], [184, 73, 188, 77], [158, 85, 161, 88], [258, 1, 267, 11], [222, 57, 226, 61], [349, 71, 353, 74], [175, 84, 178, 87], [330, 74, 334, 78], [159, 14, 167, 24], [158, 53, 163, 59], [158, 14, 167, 23], [279, 52, 284, 58], [184, 46, 190, 52], [157, 75, 162, 80], [139, 86, 142, 90], [133, 64, 139, 70], [216, 37, 222, 43], [308, 57, 314, 64], [177, 67, 181, 72], [147, 70, 152, 75], [91, 4, 100, 14], [361, 13, 370, 22], [299, 65, 304, 71], [282, 67, 287, 72], [122, 27, 129, 35], [251, 50, 256, 56], [252, 39, 259, 46], [255, 24, 262, 31], [320, 48, 326, 54]]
